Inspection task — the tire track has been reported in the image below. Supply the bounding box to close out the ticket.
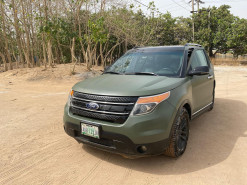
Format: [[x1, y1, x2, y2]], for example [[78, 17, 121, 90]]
[[79, 159, 103, 185], [79, 153, 111, 185], [0, 140, 71, 185], [1, 138, 65, 168]]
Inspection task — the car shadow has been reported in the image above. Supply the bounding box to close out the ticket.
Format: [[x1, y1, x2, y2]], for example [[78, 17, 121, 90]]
[[82, 98, 247, 175]]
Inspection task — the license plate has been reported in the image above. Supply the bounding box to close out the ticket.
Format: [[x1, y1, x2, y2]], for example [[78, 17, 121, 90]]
[[81, 123, 99, 139]]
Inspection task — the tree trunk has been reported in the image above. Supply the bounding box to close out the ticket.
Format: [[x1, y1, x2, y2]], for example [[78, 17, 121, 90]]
[[87, 44, 92, 70], [29, 0, 36, 66], [100, 0, 106, 12], [118, 43, 121, 58], [47, 40, 53, 67], [42, 40, 47, 68], [71, 38, 78, 74], [100, 43, 104, 66], [23, 51, 31, 68], [125, 39, 128, 52], [103, 40, 123, 63], [71, 37, 76, 63], [11, 45, 18, 69], [110, 46, 117, 64], [77, 1, 87, 65], [93, 48, 97, 66], [11, 0, 24, 68], [57, 39, 63, 63], [38, 2, 46, 68], [55, 47, 59, 64], [21, 0, 32, 68], [0, 52, 8, 71], [0, 1, 12, 70], [209, 46, 214, 57], [92, 44, 97, 66]]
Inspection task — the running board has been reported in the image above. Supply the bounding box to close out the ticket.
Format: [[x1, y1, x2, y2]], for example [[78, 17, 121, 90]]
[[192, 102, 213, 118]]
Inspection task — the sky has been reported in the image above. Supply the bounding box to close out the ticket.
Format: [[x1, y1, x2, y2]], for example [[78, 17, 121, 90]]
[[136, 0, 247, 19]]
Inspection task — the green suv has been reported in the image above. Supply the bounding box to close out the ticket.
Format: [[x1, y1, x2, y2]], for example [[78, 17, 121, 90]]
[[63, 43, 215, 158]]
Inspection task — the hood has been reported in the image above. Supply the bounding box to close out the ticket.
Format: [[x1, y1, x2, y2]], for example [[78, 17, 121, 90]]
[[72, 74, 185, 97]]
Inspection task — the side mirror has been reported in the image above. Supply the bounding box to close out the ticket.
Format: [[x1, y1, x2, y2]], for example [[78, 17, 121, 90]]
[[188, 66, 209, 76]]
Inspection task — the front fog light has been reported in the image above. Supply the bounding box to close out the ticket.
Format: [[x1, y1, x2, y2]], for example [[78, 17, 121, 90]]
[[131, 91, 170, 116]]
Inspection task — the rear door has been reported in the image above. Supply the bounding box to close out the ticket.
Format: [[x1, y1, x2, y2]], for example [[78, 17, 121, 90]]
[[189, 49, 214, 113]]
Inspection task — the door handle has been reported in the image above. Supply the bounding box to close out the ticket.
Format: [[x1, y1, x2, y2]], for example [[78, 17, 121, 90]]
[[208, 75, 214, 79]]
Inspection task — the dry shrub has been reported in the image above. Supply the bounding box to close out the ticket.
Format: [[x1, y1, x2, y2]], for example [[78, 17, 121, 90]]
[[210, 58, 241, 66]]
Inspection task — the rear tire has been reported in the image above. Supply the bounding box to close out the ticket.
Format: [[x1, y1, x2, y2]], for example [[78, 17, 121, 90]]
[[164, 107, 189, 158]]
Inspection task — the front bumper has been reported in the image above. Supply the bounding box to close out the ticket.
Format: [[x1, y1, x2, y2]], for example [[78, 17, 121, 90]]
[[64, 121, 169, 156], [63, 100, 177, 156]]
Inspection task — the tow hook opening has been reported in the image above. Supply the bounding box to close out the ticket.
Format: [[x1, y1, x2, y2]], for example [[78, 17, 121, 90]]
[[137, 145, 147, 153]]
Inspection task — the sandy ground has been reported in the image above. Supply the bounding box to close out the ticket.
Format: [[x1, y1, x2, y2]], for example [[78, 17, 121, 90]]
[[0, 65, 247, 185]]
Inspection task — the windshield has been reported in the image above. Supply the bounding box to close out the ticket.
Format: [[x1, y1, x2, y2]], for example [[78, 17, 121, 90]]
[[105, 50, 184, 77]]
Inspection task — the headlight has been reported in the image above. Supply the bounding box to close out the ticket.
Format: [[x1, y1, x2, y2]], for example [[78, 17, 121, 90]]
[[131, 91, 170, 116], [67, 90, 74, 106]]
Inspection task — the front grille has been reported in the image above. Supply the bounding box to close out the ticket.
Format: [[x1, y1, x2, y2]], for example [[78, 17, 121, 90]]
[[70, 91, 138, 124]]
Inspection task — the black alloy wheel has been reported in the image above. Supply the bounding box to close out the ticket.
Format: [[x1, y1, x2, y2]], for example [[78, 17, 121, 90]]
[[164, 107, 190, 158]]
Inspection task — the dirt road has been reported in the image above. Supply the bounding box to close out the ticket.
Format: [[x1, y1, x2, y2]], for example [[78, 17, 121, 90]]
[[0, 66, 247, 185]]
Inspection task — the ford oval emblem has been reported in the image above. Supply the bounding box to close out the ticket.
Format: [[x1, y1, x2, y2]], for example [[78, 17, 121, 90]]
[[86, 102, 99, 110]]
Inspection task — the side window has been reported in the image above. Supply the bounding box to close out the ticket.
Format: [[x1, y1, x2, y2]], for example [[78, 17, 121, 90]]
[[190, 50, 209, 69]]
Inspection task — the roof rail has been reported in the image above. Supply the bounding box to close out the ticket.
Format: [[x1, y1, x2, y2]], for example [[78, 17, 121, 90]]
[[185, 43, 202, 47]]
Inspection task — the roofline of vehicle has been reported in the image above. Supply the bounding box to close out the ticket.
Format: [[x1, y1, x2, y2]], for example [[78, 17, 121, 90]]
[[130, 43, 203, 50], [184, 43, 202, 47], [131, 45, 184, 49]]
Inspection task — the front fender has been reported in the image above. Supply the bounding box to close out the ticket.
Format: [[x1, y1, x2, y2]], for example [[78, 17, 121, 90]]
[[167, 77, 193, 116]]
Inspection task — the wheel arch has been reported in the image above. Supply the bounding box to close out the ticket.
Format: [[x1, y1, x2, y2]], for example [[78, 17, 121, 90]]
[[177, 99, 192, 120], [183, 103, 192, 120]]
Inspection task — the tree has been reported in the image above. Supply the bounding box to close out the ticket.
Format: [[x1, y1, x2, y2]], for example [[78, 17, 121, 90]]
[[0, 0, 247, 72], [227, 17, 247, 57], [174, 17, 193, 44], [194, 5, 235, 56], [151, 13, 179, 46]]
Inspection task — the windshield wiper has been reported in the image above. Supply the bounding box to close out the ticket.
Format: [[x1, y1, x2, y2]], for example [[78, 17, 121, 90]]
[[104, 71, 121, 75], [125, 72, 158, 76]]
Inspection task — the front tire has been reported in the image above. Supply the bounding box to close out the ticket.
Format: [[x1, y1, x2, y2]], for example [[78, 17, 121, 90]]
[[164, 107, 189, 158]]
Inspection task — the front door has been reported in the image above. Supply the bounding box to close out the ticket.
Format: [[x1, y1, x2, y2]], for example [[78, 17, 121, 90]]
[[189, 49, 214, 113]]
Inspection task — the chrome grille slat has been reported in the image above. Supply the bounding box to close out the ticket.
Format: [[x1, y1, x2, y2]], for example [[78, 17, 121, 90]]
[[71, 105, 129, 115], [70, 107, 128, 124]]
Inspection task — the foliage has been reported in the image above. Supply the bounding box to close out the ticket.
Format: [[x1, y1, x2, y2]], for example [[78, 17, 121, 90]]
[[194, 5, 240, 56], [0, 0, 246, 71], [227, 18, 247, 56], [87, 17, 108, 44]]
